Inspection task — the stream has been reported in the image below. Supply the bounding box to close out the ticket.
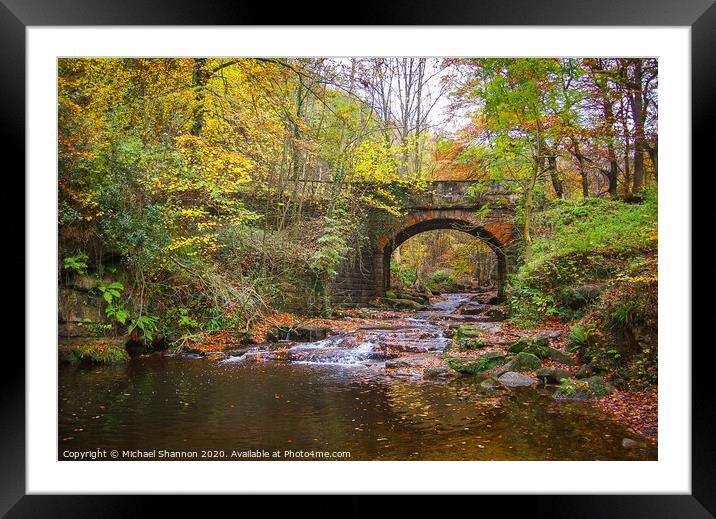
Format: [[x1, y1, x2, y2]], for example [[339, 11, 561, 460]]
[[58, 293, 657, 460]]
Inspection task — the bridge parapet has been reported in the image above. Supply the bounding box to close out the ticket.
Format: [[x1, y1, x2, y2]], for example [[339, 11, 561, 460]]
[[406, 180, 519, 209]]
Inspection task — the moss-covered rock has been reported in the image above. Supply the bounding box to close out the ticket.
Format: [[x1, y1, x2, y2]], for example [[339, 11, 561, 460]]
[[500, 351, 541, 373], [395, 291, 429, 304], [547, 347, 577, 366], [535, 366, 572, 384], [583, 376, 614, 396], [382, 297, 425, 310], [453, 325, 488, 338], [457, 338, 492, 351], [70, 341, 130, 364], [553, 375, 614, 400], [509, 336, 549, 354], [576, 362, 610, 379], [444, 355, 508, 375]]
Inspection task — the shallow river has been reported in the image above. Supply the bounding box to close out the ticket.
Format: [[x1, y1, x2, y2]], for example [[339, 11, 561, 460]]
[[58, 294, 656, 461]]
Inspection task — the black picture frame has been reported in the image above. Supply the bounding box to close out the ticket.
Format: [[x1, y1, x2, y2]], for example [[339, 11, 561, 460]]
[[3, 0, 713, 514]]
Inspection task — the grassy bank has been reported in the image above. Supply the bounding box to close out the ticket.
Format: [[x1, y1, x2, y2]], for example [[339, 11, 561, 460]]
[[508, 190, 658, 387]]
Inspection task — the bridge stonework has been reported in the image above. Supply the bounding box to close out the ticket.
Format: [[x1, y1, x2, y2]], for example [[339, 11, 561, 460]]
[[330, 181, 519, 306]]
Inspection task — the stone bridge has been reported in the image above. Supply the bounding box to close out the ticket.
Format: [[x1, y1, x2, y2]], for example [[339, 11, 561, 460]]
[[331, 180, 519, 306]]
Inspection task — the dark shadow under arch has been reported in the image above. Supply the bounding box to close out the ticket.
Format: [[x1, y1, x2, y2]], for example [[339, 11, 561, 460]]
[[382, 218, 508, 300]]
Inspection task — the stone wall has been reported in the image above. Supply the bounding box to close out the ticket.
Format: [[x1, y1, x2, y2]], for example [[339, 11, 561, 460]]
[[330, 248, 382, 306]]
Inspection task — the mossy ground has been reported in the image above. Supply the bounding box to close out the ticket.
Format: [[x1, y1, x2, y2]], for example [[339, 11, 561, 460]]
[[71, 342, 130, 364]]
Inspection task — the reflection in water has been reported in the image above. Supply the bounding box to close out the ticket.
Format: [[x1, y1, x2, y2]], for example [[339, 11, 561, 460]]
[[59, 356, 656, 460]]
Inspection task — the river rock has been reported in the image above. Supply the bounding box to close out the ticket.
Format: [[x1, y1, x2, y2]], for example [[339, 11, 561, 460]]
[[334, 336, 359, 349], [453, 325, 488, 338], [385, 355, 427, 369], [223, 346, 250, 357], [497, 372, 539, 387], [395, 292, 429, 304], [532, 330, 565, 340], [547, 347, 577, 365], [382, 297, 425, 310], [423, 365, 454, 379], [267, 326, 329, 342], [444, 355, 508, 375], [509, 336, 549, 354], [535, 367, 571, 384], [458, 304, 487, 315], [368, 351, 400, 360], [480, 377, 500, 389], [499, 352, 541, 374], [484, 306, 508, 320]]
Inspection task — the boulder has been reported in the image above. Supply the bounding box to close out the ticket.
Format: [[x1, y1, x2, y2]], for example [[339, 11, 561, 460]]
[[509, 336, 549, 354], [423, 365, 454, 379], [622, 438, 640, 449], [532, 330, 565, 340], [497, 372, 539, 387], [547, 347, 576, 366], [535, 367, 571, 384], [443, 355, 508, 375], [499, 352, 541, 373]]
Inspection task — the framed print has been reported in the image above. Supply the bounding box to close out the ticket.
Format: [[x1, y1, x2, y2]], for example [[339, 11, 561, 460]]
[[3, 0, 714, 514]]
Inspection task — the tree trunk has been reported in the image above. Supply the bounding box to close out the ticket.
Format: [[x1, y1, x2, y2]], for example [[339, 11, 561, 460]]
[[523, 162, 538, 264], [190, 58, 211, 136], [544, 148, 563, 198], [628, 60, 646, 192], [601, 94, 619, 195], [571, 138, 589, 198]]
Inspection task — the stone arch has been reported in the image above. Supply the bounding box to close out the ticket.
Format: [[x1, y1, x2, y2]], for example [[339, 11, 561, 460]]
[[376, 209, 515, 300], [330, 207, 516, 307]]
